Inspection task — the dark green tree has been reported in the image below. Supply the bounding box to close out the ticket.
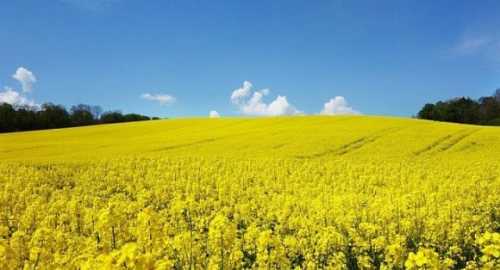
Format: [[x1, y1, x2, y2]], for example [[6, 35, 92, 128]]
[[71, 104, 96, 126], [37, 103, 71, 129], [100, 111, 125, 123], [418, 90, 500, 126], [0, 103, 16, 132]]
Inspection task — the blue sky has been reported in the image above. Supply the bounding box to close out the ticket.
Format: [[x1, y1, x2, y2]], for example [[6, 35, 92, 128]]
[[1, 0, 500, 117]]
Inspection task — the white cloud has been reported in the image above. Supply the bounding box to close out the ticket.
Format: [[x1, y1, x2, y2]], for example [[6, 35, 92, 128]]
[[230, 80, 253, 105], [12, 67, 36, 92], [230, 81, 301, 116], [209, 110, 220, 118], [320, 96, 360, 115], [141, 93, 176, 105], [0, 87, 36, 107]]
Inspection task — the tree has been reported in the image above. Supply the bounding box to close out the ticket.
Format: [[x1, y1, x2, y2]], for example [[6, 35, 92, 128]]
[[123, 113, 150, 122], [495, 88, 500, 102], [479, 96, 500, 124], [14, 106, 37, 131], [37, 103, 71, 129], [418, 90, 500, 126], [417, 104, 436, 120], [70, 104, 96, 126], [0, 102, 155, 133], [0, 103, 16, 132], [445, 97, 480, 124], [100, 111, 125, 123], [90, 105, 103, 119]]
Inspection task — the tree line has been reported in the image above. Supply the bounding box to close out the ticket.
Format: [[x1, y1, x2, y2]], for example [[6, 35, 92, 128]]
[[0, 103, 159, 133], [417, 89, 500, 125]]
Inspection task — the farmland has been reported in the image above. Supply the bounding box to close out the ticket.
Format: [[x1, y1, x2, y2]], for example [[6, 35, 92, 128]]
[[0, 116, 499, 269]]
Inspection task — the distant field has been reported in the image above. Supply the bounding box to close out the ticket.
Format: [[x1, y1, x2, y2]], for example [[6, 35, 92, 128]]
[[1, 116, 499, 161], [0, 116, 499, 269]]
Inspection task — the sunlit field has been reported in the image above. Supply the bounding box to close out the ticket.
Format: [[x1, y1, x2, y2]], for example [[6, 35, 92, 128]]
[[0, 116, 499, 269]]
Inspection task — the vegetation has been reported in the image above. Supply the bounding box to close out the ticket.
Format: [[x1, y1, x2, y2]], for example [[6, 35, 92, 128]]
[[0, 116, 499, 269], [417, 89, 500, 125], [0, 103, 155, 133]]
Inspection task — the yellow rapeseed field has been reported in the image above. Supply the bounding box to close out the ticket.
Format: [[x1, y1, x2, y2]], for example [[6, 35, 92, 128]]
[[0, 116, 499, 269]]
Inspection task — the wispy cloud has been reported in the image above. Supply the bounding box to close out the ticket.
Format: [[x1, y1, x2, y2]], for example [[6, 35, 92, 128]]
[[320, 96, 360, 115], [141, 93, 176, 106], [230, 81, 301, 116], [453, 36, 493, 55], [451, 29, 500, 60]]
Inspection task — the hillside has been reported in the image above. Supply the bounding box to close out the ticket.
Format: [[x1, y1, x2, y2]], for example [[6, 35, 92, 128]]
[[0, 116, 499, 269], [1, 116, 499, 162]]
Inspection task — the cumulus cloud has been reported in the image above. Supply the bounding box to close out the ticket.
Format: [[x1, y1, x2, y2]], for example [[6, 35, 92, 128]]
[[1, 67, 38, 108], [230, 81, 301, 116], [209, 110, 220, 118], [12, 67, 36, 92], [141, 93, 176, 105], [320, 96, 360, 115], [0, 87, 36, 107], [230, 80, 253, 104]]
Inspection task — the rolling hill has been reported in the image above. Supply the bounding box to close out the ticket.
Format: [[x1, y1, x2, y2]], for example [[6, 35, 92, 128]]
[[1, 116, 499, 162], [0, 116, 499, 269]]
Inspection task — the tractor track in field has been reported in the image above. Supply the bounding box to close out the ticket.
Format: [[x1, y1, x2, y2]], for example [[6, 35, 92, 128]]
[[334, 126, 404, 156], [0, 146, 43, 154], [152, 138, 219, 152], [272, 143, 287, 149], [413, 128, 478, 156], [436, 129, 479, 152], [151, 130, 257, 153], [295, 126, 403, 159], [335, 136, 377, 156]]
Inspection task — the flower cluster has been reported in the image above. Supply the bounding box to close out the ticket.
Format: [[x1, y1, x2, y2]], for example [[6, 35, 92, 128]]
[[0, 154, 498, 269]]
